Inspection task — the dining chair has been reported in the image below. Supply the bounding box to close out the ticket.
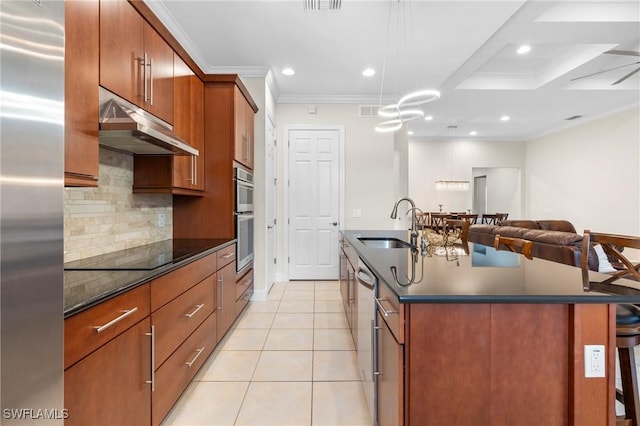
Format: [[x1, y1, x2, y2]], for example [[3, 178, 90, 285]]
[[493, 235, 533, 260], [481, 213, 500, 225], [580, 230, 640, 426], [444, 218, 470, 244], [430, 213, 451, 231], [456, 213, 478, 224]]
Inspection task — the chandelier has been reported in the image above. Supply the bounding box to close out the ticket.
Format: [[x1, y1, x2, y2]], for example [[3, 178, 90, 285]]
[[374, 1, 441, 133]]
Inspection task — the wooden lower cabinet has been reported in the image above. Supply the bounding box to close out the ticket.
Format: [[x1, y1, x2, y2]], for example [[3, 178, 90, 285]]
[[65, 318, 152, 426], [375, 302, 615, 426], [236, 267, 254, 315], [376, 311, 404, 426], [152, 312, 217, 425], [217, 261, 237, 341]]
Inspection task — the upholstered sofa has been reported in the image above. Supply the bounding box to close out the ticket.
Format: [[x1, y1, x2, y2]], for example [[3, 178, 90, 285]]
[[467, 219, 598, 269]]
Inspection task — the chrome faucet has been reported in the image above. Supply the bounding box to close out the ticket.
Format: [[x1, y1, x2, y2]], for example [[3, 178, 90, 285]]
[[390, 197, 418, 248]]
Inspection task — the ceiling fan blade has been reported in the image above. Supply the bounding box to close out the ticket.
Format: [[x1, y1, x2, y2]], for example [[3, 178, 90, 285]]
[[612, 66, 640, 85], [605, 49, 640, 57], [570, 61, 640, 81]]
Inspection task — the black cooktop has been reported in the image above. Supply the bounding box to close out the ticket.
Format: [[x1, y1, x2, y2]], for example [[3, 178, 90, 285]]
[[64, 239, 222, 271]]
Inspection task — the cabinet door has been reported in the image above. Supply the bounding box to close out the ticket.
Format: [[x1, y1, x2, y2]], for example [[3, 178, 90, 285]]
[[65, 0, 99, 187], [65, 318, 152, 426], [143, 22, 174, 123], [99, 0, 144, 106], [244, 99, 255, 169], [234, 87, 247, 165], [340, 250, 349, 314], [377, 312, 404, 426], [172, 54, 194, 190], [190, 75, 205, 190], [217, 261, 237, 341]]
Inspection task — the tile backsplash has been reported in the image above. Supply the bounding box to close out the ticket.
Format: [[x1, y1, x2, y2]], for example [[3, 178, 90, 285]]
[[64, 148, 172, 263]]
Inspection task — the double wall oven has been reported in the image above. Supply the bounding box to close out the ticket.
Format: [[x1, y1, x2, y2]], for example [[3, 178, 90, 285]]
[[235, 167, 254, 271]]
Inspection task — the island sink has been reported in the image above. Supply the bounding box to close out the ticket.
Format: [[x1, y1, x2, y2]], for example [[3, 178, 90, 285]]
[[357, 237, 414, 249]]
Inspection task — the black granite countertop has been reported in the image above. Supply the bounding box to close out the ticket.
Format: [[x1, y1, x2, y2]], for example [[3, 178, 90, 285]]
[[64, 238, 235, 317], [342, 230, 640, 304]]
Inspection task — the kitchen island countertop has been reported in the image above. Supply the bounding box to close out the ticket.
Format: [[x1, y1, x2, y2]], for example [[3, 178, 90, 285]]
[[342, 229, 640, 304]]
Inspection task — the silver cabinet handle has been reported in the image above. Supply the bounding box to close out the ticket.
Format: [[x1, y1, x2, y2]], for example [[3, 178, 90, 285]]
[[185, 347, 205, 368], [149, 57, 154, 105], [374, 297, 397, 316], [94, 307, 138, 333], [222, 252, 234, 259], [218, 275, 224, 311], [193, 156, 197, 186], [145, 325, 155, 392], [184, 304, 205, 319], [143, 53, 149, 102]]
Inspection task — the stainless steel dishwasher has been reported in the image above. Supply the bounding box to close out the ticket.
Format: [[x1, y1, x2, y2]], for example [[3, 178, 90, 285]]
[[356, 258, 377, 425]]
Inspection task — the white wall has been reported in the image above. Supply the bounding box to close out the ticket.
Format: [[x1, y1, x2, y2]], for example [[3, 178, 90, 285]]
[[525, 106, 640, 236], [275, 104, 401, 278], [408, 139, 526, 215]]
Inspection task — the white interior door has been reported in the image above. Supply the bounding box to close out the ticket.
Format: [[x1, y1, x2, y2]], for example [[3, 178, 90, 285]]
[[288, 128, 340, 280], [266, 116, 277, 290]]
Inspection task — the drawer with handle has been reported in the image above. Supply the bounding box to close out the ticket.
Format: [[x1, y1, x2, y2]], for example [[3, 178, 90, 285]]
[[236, 269, 253, 300], [217, 243, 236, 268], [376, 281, 405, 344], [151, 251, 217, 311], [152, 311, 217, 426], [236, 282, 254, 316], [151, 274, 215, 368], [64, 283, 150, 369]]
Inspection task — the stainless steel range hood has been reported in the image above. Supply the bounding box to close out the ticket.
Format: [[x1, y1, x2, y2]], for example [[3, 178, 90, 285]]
[[99, 94, 198, 156]]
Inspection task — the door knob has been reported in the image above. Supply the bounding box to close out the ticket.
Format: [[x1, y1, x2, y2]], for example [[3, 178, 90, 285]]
[[332, 222, 338, 226]]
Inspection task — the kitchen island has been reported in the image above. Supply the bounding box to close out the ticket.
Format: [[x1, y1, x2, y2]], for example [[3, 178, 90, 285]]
[[341, 230, 640, 426]]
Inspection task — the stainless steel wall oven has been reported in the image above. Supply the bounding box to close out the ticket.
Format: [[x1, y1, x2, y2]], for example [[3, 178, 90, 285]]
[[235, 167, 254, 271]]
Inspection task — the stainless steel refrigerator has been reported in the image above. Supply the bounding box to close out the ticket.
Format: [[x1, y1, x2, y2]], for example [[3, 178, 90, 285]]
[[0, 1, 64, 424]]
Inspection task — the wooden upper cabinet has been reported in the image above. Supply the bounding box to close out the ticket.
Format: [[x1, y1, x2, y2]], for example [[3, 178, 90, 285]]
[[64, 0, 99, 187], [172, 54, 204, 192], [99, 0, 144, 107], [143, 22, 174, 123], [99, 0, 174, 124], [234, 86, 255, 170], [133, 54, 203, 195]]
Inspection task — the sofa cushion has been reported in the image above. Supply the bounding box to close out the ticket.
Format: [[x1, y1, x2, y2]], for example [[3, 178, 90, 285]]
[[468, 224, 497, 234], [499, 220, 539, 229], [491, 226, 534, 239], [521, 229, 582, 245], [536, 220, 577, 233]]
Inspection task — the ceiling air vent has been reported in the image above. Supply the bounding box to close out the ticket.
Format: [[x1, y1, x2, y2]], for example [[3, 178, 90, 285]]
[[565, 115, 583, 121], [359, 105, 379, 117], [304, 0, 341, 11]]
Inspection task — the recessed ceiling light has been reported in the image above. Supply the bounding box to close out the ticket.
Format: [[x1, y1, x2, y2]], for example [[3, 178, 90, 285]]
[[424, 115, 433, 121], [500, 115, 510, 122], [282, 67, 295, 76], [362, 68, 376, 77], [517, 45, 531, 55], [407, 130, 414, 135], [469, 131, 477, 136]]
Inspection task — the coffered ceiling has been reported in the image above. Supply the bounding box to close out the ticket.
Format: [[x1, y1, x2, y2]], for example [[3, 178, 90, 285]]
[[145, 0, 640, 140]]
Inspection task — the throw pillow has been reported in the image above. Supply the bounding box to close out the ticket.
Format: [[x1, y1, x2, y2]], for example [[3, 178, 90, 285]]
[[594, 244, 617, 273]]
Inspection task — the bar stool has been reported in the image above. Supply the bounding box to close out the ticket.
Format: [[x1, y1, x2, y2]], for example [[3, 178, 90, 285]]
[[616, 304, 640, 426], [580, 230, 640, 426]]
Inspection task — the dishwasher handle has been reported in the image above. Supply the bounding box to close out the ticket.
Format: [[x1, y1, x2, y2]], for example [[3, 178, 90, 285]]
[[356, 265, 375, 290]]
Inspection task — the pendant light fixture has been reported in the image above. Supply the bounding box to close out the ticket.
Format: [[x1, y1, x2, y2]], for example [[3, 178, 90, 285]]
[[375, 0, 440, 133]]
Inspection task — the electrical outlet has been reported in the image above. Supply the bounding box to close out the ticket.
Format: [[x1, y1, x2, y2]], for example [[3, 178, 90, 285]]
[[584, 345, 605, 378], [158, 213, 166, 228]]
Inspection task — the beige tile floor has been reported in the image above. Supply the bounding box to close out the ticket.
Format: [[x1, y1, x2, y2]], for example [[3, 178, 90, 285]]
[[162, 280, 372, 426]]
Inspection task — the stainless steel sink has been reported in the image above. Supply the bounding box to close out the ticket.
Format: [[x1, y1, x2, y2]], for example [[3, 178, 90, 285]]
[[357, 237, 413, 249]]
